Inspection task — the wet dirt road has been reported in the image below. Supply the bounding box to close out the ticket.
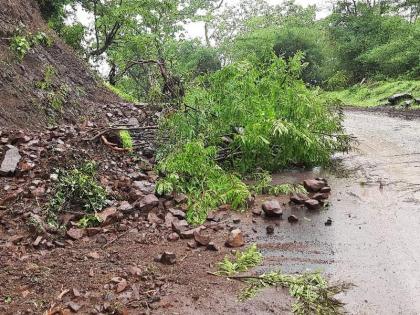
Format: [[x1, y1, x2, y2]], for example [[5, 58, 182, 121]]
[[250, 111, 420, 314]]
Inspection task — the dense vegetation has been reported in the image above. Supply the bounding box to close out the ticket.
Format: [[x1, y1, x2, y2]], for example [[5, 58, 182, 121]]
[[29, 0, 418, 223]]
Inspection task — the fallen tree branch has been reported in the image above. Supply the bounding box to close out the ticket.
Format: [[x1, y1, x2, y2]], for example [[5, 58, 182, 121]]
[[83, 125, 158, 141]]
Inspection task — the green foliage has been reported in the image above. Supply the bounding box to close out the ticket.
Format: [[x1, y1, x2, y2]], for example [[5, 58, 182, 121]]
[[36, 65, 56, 90], [250, 172, 306, 195], [47, 162, 107, 225], [10, 36, 31, 60], [104, 82, 139, 103], [217, 244, 263, 276], [161, 55, 349, 174], [60, 23, 85, 51], [77, 214, 102, 228], [10, 32, 53, 61], [119, 130, 133, 150], [325, 80, 420, 107], [240, 271, 351, 314], [156, 141, 250, 225]]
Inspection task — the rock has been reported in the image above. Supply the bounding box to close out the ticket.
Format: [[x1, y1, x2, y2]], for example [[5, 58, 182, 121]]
[[325, 218, 333, 226], [403, 99, 414, 108], [266, 225, 274, 234], [225, 229, 245, 247], [97, 207, 118, 225], [135, 194, 159, 211], [67, 228, 85, 240], [180, 227, 205, 239], [246, 195, 256, 208], [165, 212, 176, 228], [67, 301, 82, 312], [171, 219, 189, 233], [320, 186, 331, 193], [174, 193, 188, 204], [288, 215, 299, 223], [262, 200, 283, 217], [30, 186, 45, 198], [167, 232, 180, 242], [312, 193, 329, 201], [303, 179, 327, 193], [132, 181, 155, 194], [207, 242, 219, 251], [87, 251, 100, 259], [194, 231, 210, 246], [187, 240, 198, 249], [290, 193, 309, 204], [168, 208, 186, 219], [116, 278, 128, 293], [252, 207, 262, 216], [32, 236, 43, 247], [156, 252, 176, 265], [118, 201, 133, 213], [304, 199, 321, 210], [0, 146, 21, 176], [388, 93, 412, 105], [232, 218, 241, 224], [147, 212, 162, 225], [86, 227, 101, 236]]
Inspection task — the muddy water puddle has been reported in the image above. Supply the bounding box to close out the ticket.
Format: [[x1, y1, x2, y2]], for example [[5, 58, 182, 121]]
[[246, 111, 420, 314]]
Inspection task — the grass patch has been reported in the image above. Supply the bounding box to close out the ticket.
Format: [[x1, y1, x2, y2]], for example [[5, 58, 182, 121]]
[[47, 162, 107, 226], [119, 130, 134, 150], [217, 244, 263, 276], [104, 82, 139, 104], [325, 80, 420, 107]]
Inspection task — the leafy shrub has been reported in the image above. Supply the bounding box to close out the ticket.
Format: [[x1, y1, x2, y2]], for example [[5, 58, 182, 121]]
[[156, 141, 250, 225], [217, 244, 263, 276], [119, 130, 133, 150], [60, 23, 85, 51], [47, 162, 107, 225], [10, 36, 31, 60], [32, 31, 53, 47], [160, 55, 349, 174], [36, 65, 56, 90]]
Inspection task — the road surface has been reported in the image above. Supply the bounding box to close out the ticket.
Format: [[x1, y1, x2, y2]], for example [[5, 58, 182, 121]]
[[252, 111, 420, 314]]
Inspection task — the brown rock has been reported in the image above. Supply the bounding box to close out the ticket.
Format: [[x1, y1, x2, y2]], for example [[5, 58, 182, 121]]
[[288, 215, 299, 223], [116, 278, 128, 293], [312, 193, 329, 201], [180, 227, 205, 239], [67, 228, 85, 240], [168, 208, 186, 219], [266, 225, 274, 234], [290, 193, 309, 204], [97, 207, 118, 225], [225, 229, 245, 247], [86, 227, 101, 237], [252, 208, 262, 216], [320, 186, 331, 193], [136, 194, 159, 211], [147, 212, 162, 225], [303, 179, 327, 193], [207, 242, 219, 251], [67, 302, 82, 312], [118, 201, 133, 213], [171, 219, 189, 233], [262, 200, 283, 217], [174, 193, 187, 204], [156, 252, 176, 265], [187, 240, 198, 249], [167, 232, 180, 242], [304, 199, 321, 210], [194, 231, 210, 246], [33, 236, 42, 247]]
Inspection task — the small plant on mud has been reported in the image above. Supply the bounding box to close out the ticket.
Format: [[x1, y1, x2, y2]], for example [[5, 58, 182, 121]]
[[47, 162, 107, 225], [10, 36, 31, 60], [36, 65, 56, 90], [77, 214, 102, 228], [217, 244, 263, 276], [240, 271, 351, 315], [156, 141, 250, 225], [119, 130, 133, 150], [10, 31, 52, 61]]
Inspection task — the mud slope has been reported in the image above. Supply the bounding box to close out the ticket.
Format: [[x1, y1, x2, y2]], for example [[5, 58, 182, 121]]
[[0, 0, 119, 130]]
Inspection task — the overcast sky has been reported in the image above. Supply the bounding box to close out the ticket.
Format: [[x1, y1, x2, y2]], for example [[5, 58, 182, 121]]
[[186, 0, 331, 40]]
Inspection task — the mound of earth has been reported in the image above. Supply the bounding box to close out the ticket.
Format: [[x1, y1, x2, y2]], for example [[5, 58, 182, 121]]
[[0, 0, 122, 130]]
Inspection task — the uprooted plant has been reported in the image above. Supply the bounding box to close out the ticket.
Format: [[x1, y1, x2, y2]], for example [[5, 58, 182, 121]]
[[156, 54, 351, 224], [46, 162, 107, 227], [214, 245, 351, 314]]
